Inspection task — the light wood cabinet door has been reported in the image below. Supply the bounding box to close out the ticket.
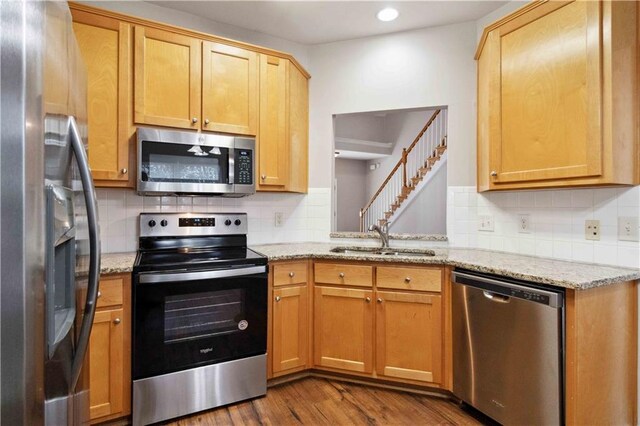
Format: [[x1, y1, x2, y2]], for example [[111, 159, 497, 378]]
[[488, 1, 603, 185], [44, 2, 72, 115], [272, 285, 308, 375], [202, 42, 258, 135], [134, 26, 201, 129], [258, 55, 289, 188], [89, 308, 125, 420], [376, 291, 442, 384], [72, 11, 131, 183], [287, 64, 309, 193], [314, 286, 374, 374]]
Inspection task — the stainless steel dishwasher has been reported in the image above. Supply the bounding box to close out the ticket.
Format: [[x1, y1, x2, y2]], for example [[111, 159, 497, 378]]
[[452, 269, 565, 425]]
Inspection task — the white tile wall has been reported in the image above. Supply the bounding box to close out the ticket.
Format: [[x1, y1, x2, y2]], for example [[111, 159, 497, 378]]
[[447, 186, 640, 268], [96, 188, 332, 253]]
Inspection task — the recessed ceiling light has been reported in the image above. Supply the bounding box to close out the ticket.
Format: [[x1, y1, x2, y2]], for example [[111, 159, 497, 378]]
[[377, 7, 399, 22]]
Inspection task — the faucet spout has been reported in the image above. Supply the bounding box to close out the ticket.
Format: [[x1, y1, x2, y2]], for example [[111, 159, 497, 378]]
[[368, 223, 390, 248]]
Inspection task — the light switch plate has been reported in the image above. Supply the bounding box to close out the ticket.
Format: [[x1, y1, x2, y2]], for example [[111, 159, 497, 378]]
[[585, 219, 600, 241], [518, 214, 531, 233], [478, 215, 494, 232], [618, 217, 639, 242]]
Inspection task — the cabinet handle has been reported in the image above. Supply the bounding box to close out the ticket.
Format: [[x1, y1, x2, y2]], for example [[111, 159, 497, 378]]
[[404, 277, 411, 283], [120, 168, 128, 175], [192, 117, 198, 124], [490, 170, 497, 177], [261, 175, 266, 180], [97, 290, 102, 298], [204, 119, 210, 125], [365, 297, 371, 303], [339, 272, 345, 278], [113, 318, 121, 325], [377, 298, 383, 304], [289, 272, 295, 278], [275, 296, 281, 302]]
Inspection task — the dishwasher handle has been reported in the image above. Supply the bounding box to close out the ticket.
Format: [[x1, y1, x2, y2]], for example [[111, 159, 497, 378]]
[[452, 270, 563, 308]]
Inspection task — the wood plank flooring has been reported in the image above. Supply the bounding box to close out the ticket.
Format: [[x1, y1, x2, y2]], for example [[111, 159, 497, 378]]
[[166, 377, 485, 425]]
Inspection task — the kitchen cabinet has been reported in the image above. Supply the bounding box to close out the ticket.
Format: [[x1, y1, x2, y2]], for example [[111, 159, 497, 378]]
[[202, 42, 258, 135], [71, 9, 134, 187], [286, 64, 309, 193], [44, 1, 71, 115], [376, 291, 442, 384], [89, 274, 131, 423], [134, 26, 201, 130], [476, 0, 639, 191], [270, 261, 310, 377]]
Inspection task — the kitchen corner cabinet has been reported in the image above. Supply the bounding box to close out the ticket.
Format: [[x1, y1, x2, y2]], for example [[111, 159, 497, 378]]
[[476, 0, 639, 191], [89, 274, 131, 423], [71, 9, 134, 187], [269, 261, 310, 377]]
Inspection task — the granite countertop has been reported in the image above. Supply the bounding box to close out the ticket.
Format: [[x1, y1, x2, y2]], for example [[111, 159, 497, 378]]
[[330, 232, 448, 241], [99, 243, 640, 290], [251, 243, 640, 290]]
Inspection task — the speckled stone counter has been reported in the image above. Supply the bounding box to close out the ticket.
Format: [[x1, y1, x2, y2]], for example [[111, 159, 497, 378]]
[[330, 232, 448, 241], [101, 252, 137, 274], [251, 243, 640, 290]]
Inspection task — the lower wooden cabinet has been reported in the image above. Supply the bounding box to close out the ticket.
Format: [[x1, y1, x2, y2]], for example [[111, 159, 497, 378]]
[[272, 285, 309, 375], [375, 290, 442, 384], [313, 286, 374, 374], [89, 274, 131, 423]]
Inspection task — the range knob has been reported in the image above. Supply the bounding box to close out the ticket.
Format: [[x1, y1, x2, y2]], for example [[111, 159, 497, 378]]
[[225, 219, 232, 226], [148, 220, 156, 228], [160, 220, 168, 227], [234, 219, 242, 226]]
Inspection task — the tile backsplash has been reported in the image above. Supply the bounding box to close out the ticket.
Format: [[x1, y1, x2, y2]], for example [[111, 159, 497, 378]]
[[97, 188, 331, 253], [447, 186, 640, 268]]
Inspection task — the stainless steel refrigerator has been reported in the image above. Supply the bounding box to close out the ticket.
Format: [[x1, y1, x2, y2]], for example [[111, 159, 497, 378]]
[[1, 1, 101, 425]]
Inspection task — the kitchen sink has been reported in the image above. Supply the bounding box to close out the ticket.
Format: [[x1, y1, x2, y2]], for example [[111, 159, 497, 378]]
[[330, 247, 436, 257]]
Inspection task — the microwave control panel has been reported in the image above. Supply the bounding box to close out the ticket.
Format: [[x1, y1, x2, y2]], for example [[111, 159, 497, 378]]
[[235, 150, 253, 185]]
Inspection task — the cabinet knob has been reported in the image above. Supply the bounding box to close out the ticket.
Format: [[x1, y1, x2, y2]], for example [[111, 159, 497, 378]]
[[490, 170, 497, 177], [289, 272, 295, 278], [365, 297, 371, 303], [377, 298, 383, 304], [113, 318, 121, 325], [339, 272, 345, 278], [97, 290, 102, 298], [204, 119, 210, 125], [275, 296, 281, 302], [404, 277, 411, 283], [192, 117, 198, 124], [261, 175, 266, 180], [120, 168, 128, 175]]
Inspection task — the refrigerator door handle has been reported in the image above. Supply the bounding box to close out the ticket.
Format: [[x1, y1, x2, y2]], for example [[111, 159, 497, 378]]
[[67, 115, 101, 390]]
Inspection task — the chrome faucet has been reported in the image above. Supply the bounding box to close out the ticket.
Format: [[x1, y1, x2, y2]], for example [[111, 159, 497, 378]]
[[369, 222, 390, 249]]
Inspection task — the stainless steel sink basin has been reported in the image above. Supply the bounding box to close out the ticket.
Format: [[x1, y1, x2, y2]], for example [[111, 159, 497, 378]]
[[330, 247, 436, 257]]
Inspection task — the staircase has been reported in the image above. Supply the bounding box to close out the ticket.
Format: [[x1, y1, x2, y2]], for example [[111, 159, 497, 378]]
[[359, 109, 448, 232]]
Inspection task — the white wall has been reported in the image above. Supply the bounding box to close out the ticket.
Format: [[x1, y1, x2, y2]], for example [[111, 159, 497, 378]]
[[80, 1, 310, 68], [308, 21, 478, 190], [335, 159, 368, 232], [392, 163, 447, 234], [334, 113, 388, 143]]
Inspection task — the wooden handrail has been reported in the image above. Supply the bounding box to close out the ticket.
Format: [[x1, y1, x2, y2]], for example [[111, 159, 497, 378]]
[[360, 109, 441, 218]]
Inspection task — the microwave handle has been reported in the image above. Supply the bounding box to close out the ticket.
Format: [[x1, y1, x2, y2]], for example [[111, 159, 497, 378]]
[[228, 148, 235, 185]]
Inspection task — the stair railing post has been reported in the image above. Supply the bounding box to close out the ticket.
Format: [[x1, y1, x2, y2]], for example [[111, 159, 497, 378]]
[[359, 208, 364, 232], [402, 148, 408, 190]]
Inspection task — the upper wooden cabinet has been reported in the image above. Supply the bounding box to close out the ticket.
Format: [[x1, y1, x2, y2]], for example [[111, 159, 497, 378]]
[[202, 42, 258, 135], [72, 9, 133, 186], [476, 0, 639, 191], [134, 26, 201, 130]]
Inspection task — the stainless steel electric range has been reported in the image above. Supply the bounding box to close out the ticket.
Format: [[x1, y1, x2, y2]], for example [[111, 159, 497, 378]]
[[132, 212, 268, 426]]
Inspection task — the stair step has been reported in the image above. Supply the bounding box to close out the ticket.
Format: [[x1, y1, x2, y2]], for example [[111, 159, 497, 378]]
[[436, 145, 446, 155], [384, 211, 393, 219], [419, 166, 431, 174], [378, 219, 388, 226], [411, 176, 422, 185]]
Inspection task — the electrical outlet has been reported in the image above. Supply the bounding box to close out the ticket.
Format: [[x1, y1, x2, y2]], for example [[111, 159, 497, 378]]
[[478, 215, 494, 232], [618, 217, 639, 242], [274, 212, 284, 227], [585, 219, 600, 241], [518, 214, 531, 233]]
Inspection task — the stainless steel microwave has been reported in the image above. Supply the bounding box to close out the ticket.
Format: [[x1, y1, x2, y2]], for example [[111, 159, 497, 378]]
[[137, 127, 255, 196]]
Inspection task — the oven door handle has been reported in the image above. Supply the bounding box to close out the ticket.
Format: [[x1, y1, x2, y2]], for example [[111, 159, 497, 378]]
[[138, 265, 267, 284]]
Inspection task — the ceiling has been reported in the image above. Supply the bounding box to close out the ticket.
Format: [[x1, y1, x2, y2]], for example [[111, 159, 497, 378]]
[[147, 1, 509, 45]]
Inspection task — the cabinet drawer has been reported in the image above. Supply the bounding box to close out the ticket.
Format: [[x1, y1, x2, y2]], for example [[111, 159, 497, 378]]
[[273, 262, 308, 287], [376, 266, 442, 292], [97, 277, 124, 308], [314, 263, 373, 288]]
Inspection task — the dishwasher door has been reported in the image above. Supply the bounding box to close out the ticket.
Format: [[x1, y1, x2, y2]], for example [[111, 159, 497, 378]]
[[452, 270, 564, 425]]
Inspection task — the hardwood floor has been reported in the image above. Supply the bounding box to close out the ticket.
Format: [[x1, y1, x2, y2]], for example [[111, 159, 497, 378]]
[[166, 377, 484, 425]]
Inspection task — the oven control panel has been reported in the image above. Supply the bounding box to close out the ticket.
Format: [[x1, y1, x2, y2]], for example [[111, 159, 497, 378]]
[[140, 213, 248, 237]]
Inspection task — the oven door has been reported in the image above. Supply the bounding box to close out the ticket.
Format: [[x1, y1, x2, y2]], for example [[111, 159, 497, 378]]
[[133, 265, 267, 380]]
